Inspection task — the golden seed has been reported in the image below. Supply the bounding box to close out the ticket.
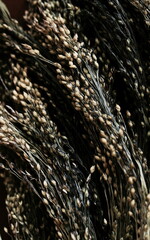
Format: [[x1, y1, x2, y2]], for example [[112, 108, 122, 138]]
[[36, 163, 41, 171], [128, 177, 134, 184], [43, 198, 49, 205], [116, 104, 121, 112], [90, 165, 95, 173], [100, 137, 107, 145], [43, 180, 48, 188], [51, 180, 56, 186], [130, 188, 135, 195], [130, 199, 136, 207], [147, 194, 150, 202]]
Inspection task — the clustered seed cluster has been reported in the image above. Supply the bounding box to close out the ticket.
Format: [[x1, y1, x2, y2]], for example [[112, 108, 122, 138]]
[[0, 0, 149, 239]]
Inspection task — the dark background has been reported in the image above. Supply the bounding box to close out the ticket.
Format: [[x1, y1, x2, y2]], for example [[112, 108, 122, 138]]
[[3, 0, 26, 23]]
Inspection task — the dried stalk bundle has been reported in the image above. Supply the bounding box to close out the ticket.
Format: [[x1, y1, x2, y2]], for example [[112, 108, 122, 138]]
[[0, 0, 149, 239]]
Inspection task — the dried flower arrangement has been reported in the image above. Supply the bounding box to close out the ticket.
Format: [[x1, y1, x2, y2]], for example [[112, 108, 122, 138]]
[[0, 0, 149, 239]]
